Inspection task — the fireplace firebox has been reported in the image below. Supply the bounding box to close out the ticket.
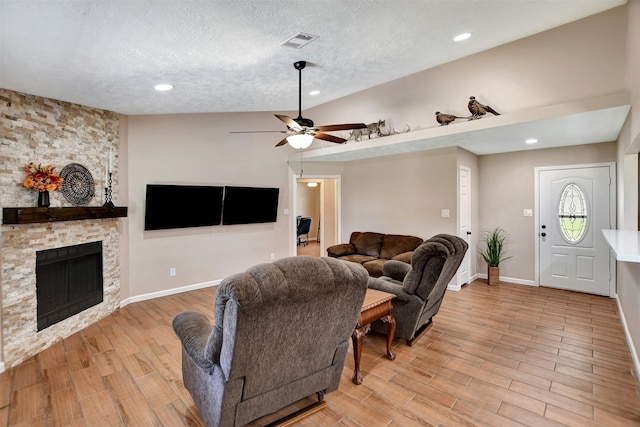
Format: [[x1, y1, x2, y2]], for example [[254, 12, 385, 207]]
[[36, 241, 103, 331]]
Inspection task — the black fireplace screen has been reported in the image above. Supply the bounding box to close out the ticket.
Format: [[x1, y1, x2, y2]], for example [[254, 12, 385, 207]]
[[36, 241, 104, 331]]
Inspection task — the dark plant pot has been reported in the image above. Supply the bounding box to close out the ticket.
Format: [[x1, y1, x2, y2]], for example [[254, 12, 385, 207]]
[[488, 266, 500, 285], [37, 190, 50, 208]]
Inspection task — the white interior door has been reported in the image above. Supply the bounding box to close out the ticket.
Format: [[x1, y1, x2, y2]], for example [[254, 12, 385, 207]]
[[458, 166, 471, 286], [538, 165, 614, 296]]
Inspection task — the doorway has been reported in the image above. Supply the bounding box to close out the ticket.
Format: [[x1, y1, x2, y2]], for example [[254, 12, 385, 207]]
[[295, 177, 340, 257], [536, 163, 615, 296], [458, 165, 471, 287]]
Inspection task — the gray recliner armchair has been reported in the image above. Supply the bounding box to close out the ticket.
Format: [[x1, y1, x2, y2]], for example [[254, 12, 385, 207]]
[[172, 256, 368, 427], [367, 234, 468, 345]]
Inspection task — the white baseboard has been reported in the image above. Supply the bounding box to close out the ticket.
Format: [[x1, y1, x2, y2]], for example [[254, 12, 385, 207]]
[[447, 273, 480, 291], [614, 293, 640, 383], [120, 279, 221, 307], [476, 273, 537, 287]]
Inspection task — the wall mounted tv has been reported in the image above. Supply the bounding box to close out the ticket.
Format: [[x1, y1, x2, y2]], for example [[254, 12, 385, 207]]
[[222, 186, 279, 225], [144, 184, 224, 230]]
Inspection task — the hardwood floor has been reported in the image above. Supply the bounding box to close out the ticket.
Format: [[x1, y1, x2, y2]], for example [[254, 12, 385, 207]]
[[1, 280, 639, 426], [296, 240, 320, 257]]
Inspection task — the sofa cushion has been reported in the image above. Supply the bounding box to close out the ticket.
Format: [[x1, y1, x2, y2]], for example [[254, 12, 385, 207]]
[[339, 254, 378, 265], [362, 259, 388, 277], [391, 252, 413, 264], [326, 243, 356, 258], [380, 234, 423, 260], [350, 232, 385, 257]]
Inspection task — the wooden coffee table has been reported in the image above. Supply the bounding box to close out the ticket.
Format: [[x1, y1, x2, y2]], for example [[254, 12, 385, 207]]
[[351, 288, 396, 385]]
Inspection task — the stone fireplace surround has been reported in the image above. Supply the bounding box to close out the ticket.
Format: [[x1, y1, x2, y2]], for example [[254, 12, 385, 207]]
[[0, 89, 122, 370]]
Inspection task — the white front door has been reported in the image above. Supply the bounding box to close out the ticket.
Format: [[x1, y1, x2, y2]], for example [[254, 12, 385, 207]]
[[537, 164, 614, 296], [458, 166, 471, 286]]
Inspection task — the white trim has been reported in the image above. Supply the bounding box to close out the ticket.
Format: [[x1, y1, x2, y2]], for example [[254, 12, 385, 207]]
[[476, 273, 538, 287], [120, 279, 220, 307], [0, 362, 5, 374], [614, 293, 640, 382], [534, 162, 616, 296], [447, 273, 479, 291]]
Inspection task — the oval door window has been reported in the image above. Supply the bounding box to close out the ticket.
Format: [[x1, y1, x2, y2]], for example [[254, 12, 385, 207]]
[[557, 182, 588, 244]]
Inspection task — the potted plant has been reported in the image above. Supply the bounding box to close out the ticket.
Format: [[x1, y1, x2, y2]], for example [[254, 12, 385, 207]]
[[479, 228, 512, 285]]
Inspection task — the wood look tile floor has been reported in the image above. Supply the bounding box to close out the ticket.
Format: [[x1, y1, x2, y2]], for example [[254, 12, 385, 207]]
[[1, 280, 639, 426]]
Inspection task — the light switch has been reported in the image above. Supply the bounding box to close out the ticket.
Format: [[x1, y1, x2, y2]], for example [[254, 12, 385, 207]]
[[441, 209, 450, 218], [523, 209, 533, 217]]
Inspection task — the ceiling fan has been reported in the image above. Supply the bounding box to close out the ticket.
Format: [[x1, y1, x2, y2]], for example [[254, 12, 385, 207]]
[[231, 61, 367, 148]]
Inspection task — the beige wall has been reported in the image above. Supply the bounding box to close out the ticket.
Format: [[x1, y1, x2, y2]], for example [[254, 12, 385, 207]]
[[478, 143, 616, 281], [126, 112, 293, 297], [615, 0, 640, 371], [340, 147, 458, 242]]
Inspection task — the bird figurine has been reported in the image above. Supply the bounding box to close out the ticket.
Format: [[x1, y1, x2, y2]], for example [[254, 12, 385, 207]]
[[435, 111, 466, 126], [468, 96, 500, 119]]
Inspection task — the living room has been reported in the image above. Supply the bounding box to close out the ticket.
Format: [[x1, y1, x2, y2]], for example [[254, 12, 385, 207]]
[[1, 1, 640, 425]]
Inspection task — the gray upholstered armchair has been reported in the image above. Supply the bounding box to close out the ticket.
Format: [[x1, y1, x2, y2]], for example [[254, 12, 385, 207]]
[[367, 234, 468, 345], [172, 256, 368, 427]]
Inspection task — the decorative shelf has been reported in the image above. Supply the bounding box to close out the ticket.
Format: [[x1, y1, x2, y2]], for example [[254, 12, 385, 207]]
[[2, 206, 128, 225]]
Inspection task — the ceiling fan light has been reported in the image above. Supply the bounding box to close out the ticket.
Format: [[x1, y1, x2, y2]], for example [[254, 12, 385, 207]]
[[287, 134, 314, 149]]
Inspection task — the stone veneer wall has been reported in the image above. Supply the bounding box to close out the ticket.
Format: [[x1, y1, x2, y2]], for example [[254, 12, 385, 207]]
[[0, 89, 121, 369]]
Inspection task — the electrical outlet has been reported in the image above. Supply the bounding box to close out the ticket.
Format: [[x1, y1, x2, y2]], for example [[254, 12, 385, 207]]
[[524, 209, 533, 217], [441, 209, 450, 218], [270, 253, 275, 260], [169, 268, 176, 277]]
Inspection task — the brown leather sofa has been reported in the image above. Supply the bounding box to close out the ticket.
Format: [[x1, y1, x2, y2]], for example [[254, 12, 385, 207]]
[[327, 231, 423, 277]]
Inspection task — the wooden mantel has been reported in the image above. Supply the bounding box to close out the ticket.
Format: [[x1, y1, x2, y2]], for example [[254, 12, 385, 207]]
[[2, 206, 128, 225]]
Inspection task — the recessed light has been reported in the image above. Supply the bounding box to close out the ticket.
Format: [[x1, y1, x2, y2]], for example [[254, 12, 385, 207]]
[[307, 182, 318, 188], [154, 84, 174, 91], [453, 33, 472, 42], [309, 90, 320, 96], [525, 138, 538, 144]]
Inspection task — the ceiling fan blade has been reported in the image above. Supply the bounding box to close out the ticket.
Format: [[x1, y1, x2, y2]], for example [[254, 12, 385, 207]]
[[315, 123, 367, 132], [313, 132, 347, 144], [275, 114, 303, 131], [230, 130, 287, 134], [275, 137, 290, 147]]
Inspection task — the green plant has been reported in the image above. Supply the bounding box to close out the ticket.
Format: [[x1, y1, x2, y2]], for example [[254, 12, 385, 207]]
[[479, 228, 512, 267]]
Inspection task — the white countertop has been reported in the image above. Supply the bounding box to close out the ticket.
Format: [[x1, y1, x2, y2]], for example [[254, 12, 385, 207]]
[[602, 229, 640, 263]]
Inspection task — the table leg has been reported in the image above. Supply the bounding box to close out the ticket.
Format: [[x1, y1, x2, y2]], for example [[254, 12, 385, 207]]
[[381, 314, 396, 360], [351, 326, 368, 385]]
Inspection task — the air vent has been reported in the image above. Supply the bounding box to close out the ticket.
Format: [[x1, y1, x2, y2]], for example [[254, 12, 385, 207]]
[[280, 32, 319, 49]]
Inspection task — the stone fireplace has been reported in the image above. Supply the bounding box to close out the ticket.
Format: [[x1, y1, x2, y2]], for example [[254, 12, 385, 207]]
[[1, 220, 121, 368], [0, 88, 122, 370]]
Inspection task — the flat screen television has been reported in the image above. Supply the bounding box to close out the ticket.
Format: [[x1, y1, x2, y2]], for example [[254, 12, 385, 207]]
[[144, 184, 224, 230], [222, 186, 279, 225]]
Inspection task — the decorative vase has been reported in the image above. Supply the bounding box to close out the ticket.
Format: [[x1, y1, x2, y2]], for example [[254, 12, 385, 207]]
[[488, 266, 500, 285], [37, 190, 50, 208]]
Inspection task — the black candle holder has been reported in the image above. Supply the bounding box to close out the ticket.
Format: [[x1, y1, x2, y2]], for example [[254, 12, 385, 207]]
[[103, 172, 114, 208]]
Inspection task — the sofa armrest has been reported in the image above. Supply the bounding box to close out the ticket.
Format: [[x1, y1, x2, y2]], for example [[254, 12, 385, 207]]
[[367, 276, 413, 302], [172, 311, 215, 370], [327, 243, 356, 258], [391, 251, 413, 264], [382, 260, 411, 282]]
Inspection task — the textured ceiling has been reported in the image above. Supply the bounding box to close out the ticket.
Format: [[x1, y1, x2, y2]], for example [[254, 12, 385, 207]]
[[0, 0, 627, 115]]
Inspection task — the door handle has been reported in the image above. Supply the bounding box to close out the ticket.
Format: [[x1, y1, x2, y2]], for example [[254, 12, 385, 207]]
[[466, 231, 472, 235], [541, 232, 546, 237]]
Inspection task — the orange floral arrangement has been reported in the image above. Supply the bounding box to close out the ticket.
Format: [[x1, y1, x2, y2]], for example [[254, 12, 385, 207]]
[[23, 162, 63, 193]]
